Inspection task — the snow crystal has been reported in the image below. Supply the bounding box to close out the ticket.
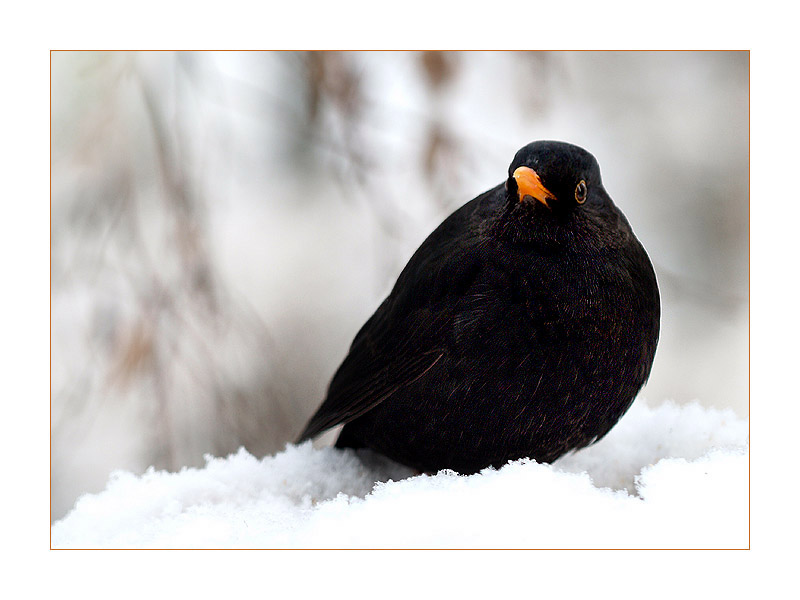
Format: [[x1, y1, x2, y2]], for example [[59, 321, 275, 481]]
[[51, 400, 748, 549]]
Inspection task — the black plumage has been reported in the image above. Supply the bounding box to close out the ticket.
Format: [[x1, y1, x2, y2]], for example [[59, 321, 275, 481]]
[[297, 141, 660, 474]]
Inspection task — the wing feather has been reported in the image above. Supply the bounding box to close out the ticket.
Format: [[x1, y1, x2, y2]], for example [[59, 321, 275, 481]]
[[296, 190, 496, 442]]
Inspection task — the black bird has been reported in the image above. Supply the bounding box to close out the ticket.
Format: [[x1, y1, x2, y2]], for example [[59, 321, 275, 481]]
[[298, 141, 660, 474]]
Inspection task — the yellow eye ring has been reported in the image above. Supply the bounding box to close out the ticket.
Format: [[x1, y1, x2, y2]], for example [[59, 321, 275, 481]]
[[575, 180, 587, 204]]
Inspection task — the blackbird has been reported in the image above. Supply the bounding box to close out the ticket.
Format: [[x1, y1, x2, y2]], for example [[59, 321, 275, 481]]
[[297, 140, 660, 474]]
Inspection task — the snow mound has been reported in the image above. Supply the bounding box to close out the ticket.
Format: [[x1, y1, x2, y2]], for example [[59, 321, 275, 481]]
[[51, 400, 748, 548]]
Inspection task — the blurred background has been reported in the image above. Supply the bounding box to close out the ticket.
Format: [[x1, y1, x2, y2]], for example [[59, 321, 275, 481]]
[[51, 51, 749, 522]]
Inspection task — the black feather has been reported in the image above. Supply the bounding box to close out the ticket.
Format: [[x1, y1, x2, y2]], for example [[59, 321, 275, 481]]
[[297, 141, 660, 475]]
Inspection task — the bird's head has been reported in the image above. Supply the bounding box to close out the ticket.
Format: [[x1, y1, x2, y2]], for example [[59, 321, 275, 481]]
[[499, 141, 619, 246], [505, 141, 605, 215]]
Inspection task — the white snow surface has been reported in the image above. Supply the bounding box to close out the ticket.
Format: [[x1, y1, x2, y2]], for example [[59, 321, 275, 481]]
[[51, 400, 748, 549]]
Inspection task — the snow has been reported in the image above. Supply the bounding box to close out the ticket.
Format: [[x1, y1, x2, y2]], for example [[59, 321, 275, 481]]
[[51, 400, 748, 549]]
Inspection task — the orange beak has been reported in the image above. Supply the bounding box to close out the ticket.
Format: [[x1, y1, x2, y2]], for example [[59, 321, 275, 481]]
[[513, 166, 556, 209]]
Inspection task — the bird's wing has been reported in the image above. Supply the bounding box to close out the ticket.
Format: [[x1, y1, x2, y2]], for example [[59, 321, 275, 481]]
[[296, 354, 447, 442], [295, 293, 448, 442], [296, 194, 492, 443]]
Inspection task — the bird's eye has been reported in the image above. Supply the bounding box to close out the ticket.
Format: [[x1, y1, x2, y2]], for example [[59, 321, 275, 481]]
[[575, 180, 587, 204]]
